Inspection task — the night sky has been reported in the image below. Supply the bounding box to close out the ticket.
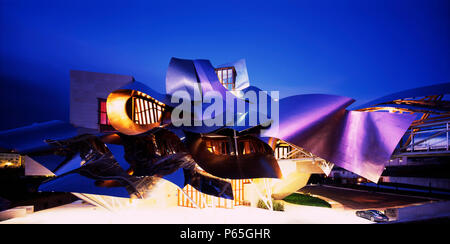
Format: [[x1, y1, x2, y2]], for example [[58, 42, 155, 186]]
[[0, 0, 449, 130]]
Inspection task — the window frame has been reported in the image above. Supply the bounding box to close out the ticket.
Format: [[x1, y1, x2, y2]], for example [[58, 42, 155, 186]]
[[132, 94, 165, 125], [215, 67, 236, 90], [97, 98, 115, 132]]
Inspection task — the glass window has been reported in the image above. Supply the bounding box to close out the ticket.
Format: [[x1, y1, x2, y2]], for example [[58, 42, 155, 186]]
[[98, 98, 114, 132], [133, 96, 165, 125], [215, 67, 236, 90]]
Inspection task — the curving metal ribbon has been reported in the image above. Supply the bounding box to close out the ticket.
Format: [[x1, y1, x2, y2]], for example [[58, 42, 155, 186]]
[[1, 56, 421, 200], [106, 82, 171, 135], [262, 94, 416, 182]]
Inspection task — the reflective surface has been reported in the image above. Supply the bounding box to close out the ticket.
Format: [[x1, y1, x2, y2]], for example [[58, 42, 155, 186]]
[[36, 127, 235, 200], [352, 82, 450, 111], [0, 56, 420, 201], [185, 131, 282, 179], [106, 83, 163, 135], [216, 59, 250, 91], [262, 94, 415, 182], [0, 120, 77, 153]]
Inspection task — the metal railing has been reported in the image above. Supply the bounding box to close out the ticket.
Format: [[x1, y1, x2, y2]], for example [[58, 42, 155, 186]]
[[395, 119, 450, 155]]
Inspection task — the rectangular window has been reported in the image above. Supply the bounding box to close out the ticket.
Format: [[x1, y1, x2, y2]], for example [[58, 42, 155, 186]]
[[215, 67, 236, 90], [205, 139, 229, 155], [275, 143, 291, 159], [98, 98, 115, 132]]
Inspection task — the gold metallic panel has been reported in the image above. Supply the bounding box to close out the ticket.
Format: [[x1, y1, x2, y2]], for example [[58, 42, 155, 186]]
[[106, 89, 161, 135]]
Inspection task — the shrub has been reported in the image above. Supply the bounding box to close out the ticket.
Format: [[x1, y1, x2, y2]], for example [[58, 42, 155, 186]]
[[283, 193, 331, 208], [257, 199, 269, 210], [273, 200, 285, 211], [256, 199, 284, 211]]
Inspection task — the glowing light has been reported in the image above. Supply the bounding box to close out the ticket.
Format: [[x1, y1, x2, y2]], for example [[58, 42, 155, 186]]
[[1, 201, 372, 224]]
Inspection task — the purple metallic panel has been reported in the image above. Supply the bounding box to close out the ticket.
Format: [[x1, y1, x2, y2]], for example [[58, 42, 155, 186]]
[[165, 57, 201, 101], [263, 94, 415, 182], [193, 59, 230, 100], [330, 111, 415, 182], [262, 94, 355, 143], [216, 59, 250, 91]]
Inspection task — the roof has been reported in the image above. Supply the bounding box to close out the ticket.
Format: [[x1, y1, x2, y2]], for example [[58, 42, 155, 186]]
[[353, 82, 450, 112]]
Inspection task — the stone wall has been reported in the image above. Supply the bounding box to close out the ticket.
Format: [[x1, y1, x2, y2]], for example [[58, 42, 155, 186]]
[[70, 70, 134, 130]]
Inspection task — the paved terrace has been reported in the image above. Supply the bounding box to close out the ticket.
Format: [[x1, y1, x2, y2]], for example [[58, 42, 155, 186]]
[[299, 185, 433, 210], [1, 200, 372, 224]]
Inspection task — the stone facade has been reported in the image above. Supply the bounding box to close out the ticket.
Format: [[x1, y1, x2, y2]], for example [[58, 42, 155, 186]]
[[69, 70, 134, 132]]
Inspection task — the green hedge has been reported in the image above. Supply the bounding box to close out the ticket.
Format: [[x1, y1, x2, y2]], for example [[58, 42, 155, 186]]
[[283, 193, 331, 208]]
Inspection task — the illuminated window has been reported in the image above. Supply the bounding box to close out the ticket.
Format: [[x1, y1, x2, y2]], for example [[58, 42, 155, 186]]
[[178, 179, 250, 209], [238, 139, 259, 155], [0, 153, 22, 168], [204, 136, 271, 156], [98, 98, 115, 132], [215, 67, 236, 90], [177, 135, 256, 209], [132, 94, 165, 125], [238, 137, 272, 155], [205, 139, 229, 155], [275, 143, 291, 159]]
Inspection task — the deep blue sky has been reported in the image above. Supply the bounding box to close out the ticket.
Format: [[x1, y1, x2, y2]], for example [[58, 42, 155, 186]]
[[0, 0, 449, 130]]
